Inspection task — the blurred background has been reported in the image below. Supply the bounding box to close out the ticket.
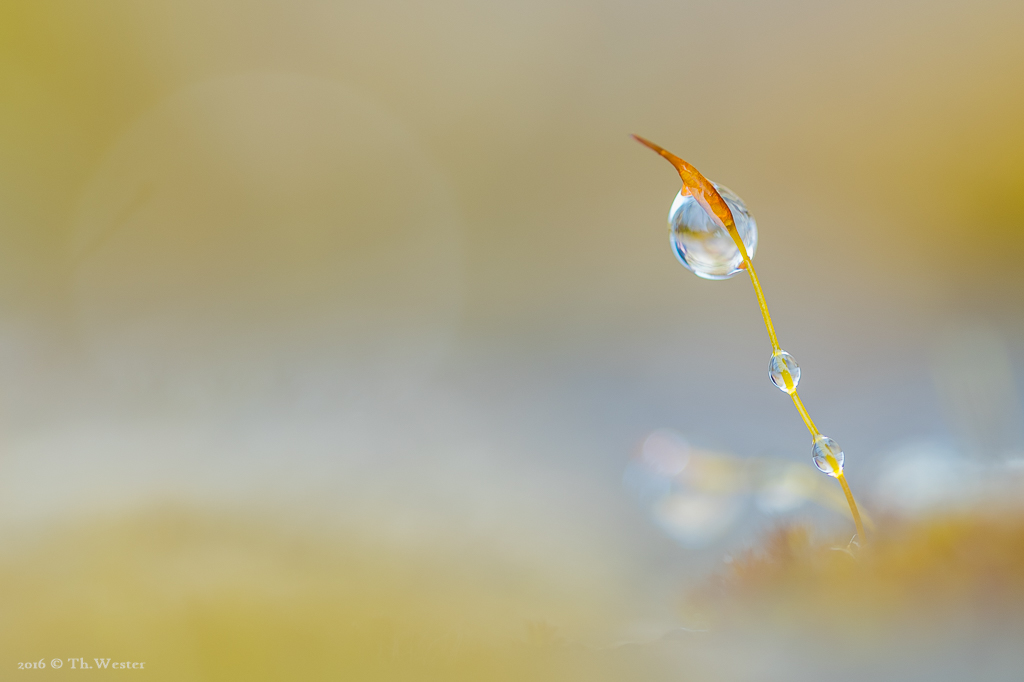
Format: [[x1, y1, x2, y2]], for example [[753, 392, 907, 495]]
[[0, 1, 1022, 679]]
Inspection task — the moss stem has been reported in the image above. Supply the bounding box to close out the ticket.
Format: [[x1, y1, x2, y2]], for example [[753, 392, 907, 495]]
[[633, 135, 868, 543], [837, 471, 866, 544], [727, 224, 866, 543], [736, 251, 780, 352], [790, 391, 820, 437]]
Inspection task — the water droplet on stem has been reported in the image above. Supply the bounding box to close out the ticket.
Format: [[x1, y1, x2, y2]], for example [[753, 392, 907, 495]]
[[769, 351, 801, 393], [668, 184, 756, 280], [812, 436, 845, 477]]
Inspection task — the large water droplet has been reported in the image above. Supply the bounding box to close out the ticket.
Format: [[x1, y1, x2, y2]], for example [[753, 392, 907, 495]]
[[812, 435, 845, 477], [768, 351, 801, 393], [668, 183, 757, 280]]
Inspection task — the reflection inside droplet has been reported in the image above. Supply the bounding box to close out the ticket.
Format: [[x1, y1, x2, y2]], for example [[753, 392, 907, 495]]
[[768, 351, 801, 394], [812, 436, 845, 476], [668, 183, 757, 280]]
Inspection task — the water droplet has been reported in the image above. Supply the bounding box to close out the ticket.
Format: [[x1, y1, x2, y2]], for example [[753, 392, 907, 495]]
[[812, 436, 845, 477], [668, 183, 757, 280], [768, 351, 801, 393]]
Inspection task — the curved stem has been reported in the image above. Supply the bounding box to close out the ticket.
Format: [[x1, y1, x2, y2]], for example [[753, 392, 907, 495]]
[[727, 224, 865, 542], [631, 134, 867, 542]]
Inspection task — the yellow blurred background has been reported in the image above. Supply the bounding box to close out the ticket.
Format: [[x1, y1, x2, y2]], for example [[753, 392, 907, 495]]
[[0, 1, 1022, 679]]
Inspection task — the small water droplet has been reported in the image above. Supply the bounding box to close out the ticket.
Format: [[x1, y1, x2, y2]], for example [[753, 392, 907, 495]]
[[668, 183, 757, 280], [768, 351, 801, 393], [812, 436, 845, 477]]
